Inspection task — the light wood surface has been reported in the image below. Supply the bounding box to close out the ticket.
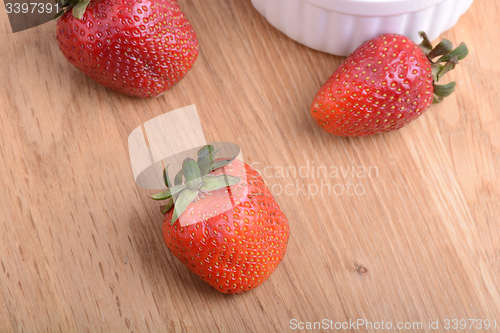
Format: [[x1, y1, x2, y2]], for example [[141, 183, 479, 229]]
[[1, 0, 499, 332]]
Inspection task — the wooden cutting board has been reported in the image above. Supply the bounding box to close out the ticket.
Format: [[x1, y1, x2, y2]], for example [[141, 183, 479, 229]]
[[1, 0, 499, 332]]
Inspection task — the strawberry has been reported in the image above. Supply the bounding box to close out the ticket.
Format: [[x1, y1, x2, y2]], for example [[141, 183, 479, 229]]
[[150, 145, 290, 294], [311, 32, 468, 136], [55, 0, 199, 98]]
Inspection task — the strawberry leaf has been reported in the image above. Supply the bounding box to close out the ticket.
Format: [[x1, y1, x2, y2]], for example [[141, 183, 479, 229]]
[[436, 42, 469, 62], [149, 184, 187, 200], [171, 189, 198, 225], [182, 158, 201, 182], [211, 156, 236, 171], [198, 155, 213, 177], [201, 175, 240, 192], [418, 31, 433, 54], [52, 9, 67, 20], [197, 145, 219, 177], [431, 63, 444, 81], [435, 59, 458, 81], [174, 169, 183, 186], [197, 145, 215, 163], [72, 0, 91, 20], [427, 39, 453, 60], [434, 82, 456, 97], [160, 198, 174, 215], [163, 165, 172, 188]]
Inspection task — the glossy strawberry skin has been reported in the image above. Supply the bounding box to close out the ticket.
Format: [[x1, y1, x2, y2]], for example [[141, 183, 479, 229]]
[[311, 34, 434, 136], [56, 0, 199, 98], [162, 160, 290, 294]]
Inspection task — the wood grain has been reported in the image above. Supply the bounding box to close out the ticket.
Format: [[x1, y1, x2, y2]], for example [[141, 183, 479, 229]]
[[1, 0, 499, 332]]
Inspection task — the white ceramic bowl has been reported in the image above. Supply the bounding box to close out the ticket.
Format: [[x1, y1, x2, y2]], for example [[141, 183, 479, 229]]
[[251, 0, 473, 56]]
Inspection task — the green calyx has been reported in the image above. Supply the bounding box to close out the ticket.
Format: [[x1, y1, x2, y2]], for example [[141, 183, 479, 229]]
[[150, 145, 240, 225], [52, 0, 91, 20], [418, 31, 469, 104]]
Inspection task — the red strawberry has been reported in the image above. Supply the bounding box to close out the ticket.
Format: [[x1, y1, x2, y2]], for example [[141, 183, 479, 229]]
[[55, 0, 198, 98], [150, 145, 290, 294], [311, 32, 468, 136]]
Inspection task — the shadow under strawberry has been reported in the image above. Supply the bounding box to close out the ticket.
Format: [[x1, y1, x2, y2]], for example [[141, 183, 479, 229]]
[[126, 209, 217, 297]]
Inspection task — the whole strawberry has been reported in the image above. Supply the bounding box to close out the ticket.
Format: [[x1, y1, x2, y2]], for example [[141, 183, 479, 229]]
[[55, 0, 199, 98], [311, 32, 468, 136], [150, 145, 290, 294]]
